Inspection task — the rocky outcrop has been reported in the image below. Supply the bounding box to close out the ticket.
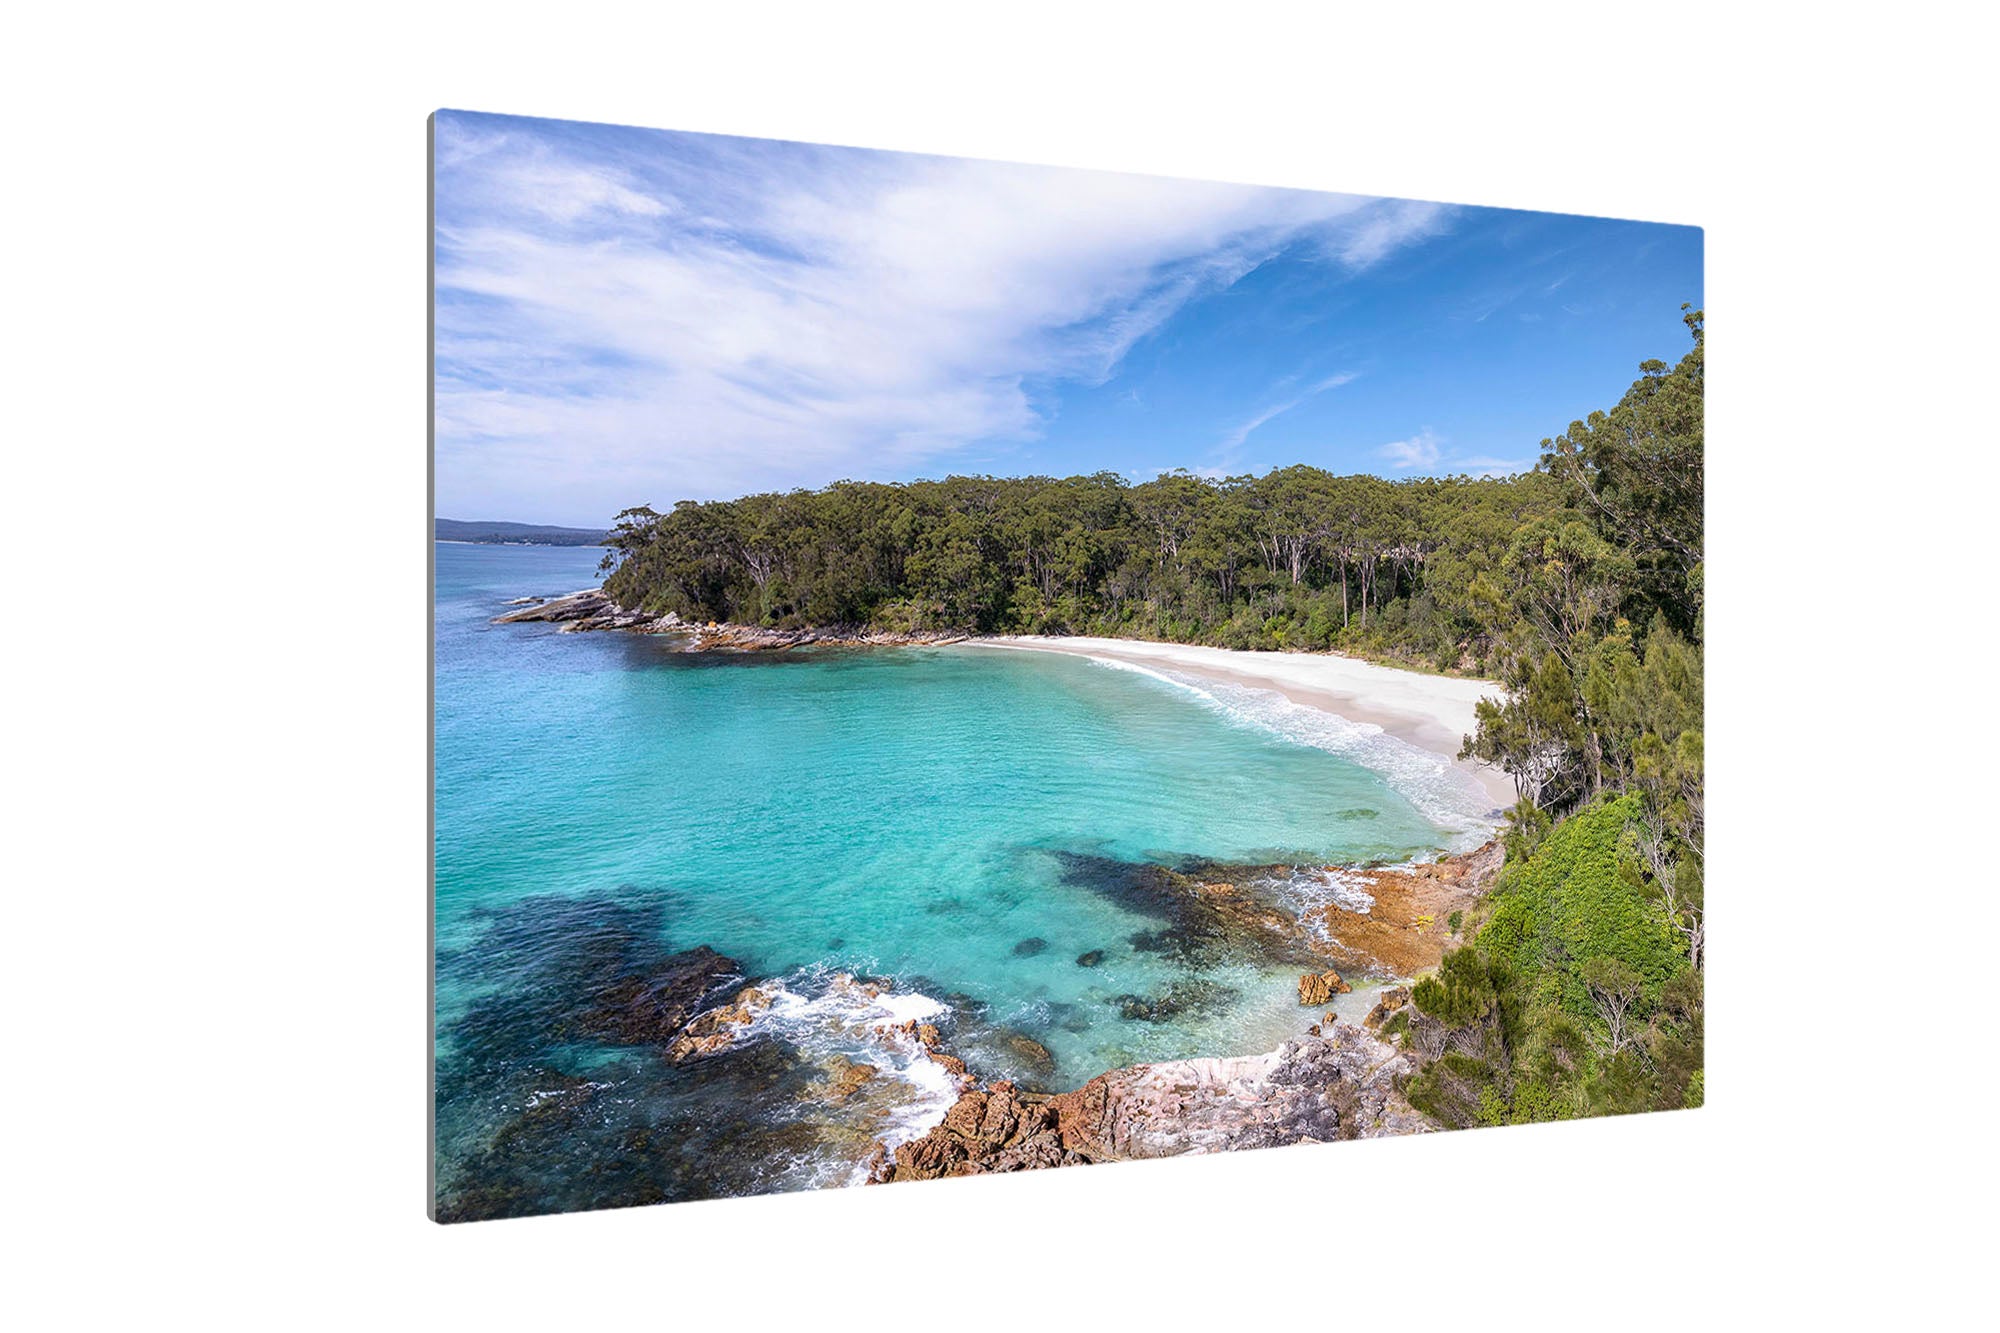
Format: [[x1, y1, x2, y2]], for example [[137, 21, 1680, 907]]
[[865, 1079, 1098, 1180], [1298, 969, 1353, 1006], [492, 589, 677, 633], [1299, 839, 1503, 977], [492, 589, 970, 648], [674, 623, 973, 650], [665, 983, 775, 1063], [871, 1021, 1427, 1183]]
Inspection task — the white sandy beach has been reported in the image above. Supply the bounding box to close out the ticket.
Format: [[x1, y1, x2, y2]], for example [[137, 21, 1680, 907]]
[[974, 636, 1517, 814]]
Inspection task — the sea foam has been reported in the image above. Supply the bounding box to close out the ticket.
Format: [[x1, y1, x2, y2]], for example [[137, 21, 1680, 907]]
[[729, 966, 962, 1185], [1082, 656, 1499, 849]]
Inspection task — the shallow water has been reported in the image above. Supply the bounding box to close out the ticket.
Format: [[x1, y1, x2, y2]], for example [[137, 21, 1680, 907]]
[[433, 541, 1487, 1216]]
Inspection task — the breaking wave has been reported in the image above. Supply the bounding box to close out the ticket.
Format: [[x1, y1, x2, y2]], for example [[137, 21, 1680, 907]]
[[1082, 656, 1500, 849], [732, 966, 962, 1185]]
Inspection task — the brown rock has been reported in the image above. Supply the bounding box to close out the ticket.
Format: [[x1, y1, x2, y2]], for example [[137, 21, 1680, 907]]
[[1295, 839, 1503, 978], [1298, 969, 1351, 1007], [941, 1089, 990, 1139], [1363, 986, 1412, 1030], [809, 1055, 879, 1104], [663, 983, 774, 1064], [1005, 1034, 1056, 1083], [978, 1081, 1024, 1141]]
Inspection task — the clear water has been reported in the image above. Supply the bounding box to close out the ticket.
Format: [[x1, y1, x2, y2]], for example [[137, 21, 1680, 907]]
[[433, 541, 1474, 1215]]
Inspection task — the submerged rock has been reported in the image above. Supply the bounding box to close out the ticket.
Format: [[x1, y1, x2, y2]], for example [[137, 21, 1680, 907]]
[[1075, 949, 1106, 968], [1012, 937, 1049, 957], [806, 1055, 879, 1104], [1055, 850, 1323, 972], [583, 946, 742, 1046], [1005, 1034, 1057, 1083], [1112, 978, 1239, 1023]]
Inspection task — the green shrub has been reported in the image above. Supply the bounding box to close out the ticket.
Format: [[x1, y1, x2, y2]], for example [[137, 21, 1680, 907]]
[[1478, 794, 1684, 1020]]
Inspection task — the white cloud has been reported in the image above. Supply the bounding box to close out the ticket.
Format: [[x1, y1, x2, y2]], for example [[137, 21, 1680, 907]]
[[1377, 431, 1530, 477], [431, 116, 1449, 523], [1378, 430, 1442, 471]]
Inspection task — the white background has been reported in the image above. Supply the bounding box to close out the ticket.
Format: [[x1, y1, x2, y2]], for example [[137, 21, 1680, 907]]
[[6, 2, 1992, 1326]]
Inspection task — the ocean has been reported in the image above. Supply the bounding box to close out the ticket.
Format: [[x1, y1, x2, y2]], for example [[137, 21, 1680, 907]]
[[432, 540, 1490, 1218]]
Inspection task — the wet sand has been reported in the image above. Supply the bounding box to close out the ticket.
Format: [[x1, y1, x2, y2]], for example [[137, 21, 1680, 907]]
[[975, 635, 1516, 813]]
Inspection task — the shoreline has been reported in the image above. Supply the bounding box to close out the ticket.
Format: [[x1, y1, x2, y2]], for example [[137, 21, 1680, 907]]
[[492, 593, 1515, 813], [972, 634, 1516, 814]]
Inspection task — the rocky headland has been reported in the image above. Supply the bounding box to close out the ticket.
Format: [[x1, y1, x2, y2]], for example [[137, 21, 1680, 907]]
[[494, 589, 969, 648]]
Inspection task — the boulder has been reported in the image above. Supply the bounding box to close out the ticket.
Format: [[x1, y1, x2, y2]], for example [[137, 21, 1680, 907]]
[[1363, 986, 1412, 1029], [1297, 969, 1352, 1007]]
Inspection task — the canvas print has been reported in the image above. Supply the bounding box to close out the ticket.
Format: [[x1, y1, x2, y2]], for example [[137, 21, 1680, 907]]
[[430, 109, 1704, 1223]]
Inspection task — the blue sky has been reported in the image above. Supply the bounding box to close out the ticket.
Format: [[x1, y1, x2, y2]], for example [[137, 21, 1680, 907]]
[[433, 110, 1702, 527]]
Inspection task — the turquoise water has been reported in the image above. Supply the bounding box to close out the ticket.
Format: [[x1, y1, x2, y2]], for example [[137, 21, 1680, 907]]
[[433, 541, 1473, 1216]]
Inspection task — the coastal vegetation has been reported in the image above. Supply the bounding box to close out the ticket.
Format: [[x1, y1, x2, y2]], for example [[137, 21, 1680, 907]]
[[1404, 307, 1704, 1124], [599, 306, 1706, 1133], [599, 455, 1569, 675]]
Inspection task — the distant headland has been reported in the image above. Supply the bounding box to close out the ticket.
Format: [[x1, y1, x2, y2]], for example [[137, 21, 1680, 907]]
[[435, 518, 609, 546]]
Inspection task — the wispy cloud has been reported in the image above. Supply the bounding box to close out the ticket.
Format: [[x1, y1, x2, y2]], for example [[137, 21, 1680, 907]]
[[1378, 430, 1528, 478], [1212, 371, 1358, 472], [432, 114, 1450, 523]]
